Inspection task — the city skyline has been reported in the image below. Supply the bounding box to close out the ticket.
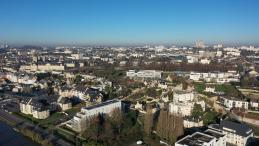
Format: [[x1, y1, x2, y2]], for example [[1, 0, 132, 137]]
[[0, 0, 259, 46]]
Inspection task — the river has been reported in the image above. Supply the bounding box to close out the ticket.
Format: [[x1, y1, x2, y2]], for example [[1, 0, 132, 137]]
[[0, 121, 40, 146]]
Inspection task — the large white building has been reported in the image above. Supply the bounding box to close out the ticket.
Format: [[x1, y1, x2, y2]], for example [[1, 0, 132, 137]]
[[209, 120, 253, 146], [169, 101, 205, 117], [175, 128, 226, 146], [126, 70, 162, 79], [169, 90, 205, 116], [68, 99, 122, 132], [220, 96, 249, 110], [20, 63, 65, 72], [189, 71, 240, 83], [173, 90, 194, 103]]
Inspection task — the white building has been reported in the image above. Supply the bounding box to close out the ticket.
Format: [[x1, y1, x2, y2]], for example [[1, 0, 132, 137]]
[[220, 96, 249, 110], [209, 120, 253, 146], [126, 70, 162, 79], [20, 98, 50, 119], [200, 58, 211, 64], [189, 72, 240, 83], [183, 117, 204, 128], [169, 101, 205, 117], [173, 90, 194, 103], [187, 55, 198, 63], [68, 99, 122, 132], [175, 128, 226, 146], [20, 63, 65, 72], [205, 87, 215, 93]]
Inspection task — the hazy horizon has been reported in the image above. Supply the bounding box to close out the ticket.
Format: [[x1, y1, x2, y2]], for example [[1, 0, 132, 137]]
[[0, 0, 259, 46]]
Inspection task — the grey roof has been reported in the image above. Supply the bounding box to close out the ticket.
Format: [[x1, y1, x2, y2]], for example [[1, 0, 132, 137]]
[[84, 99, 120, 111], [219, 120, 253, 137], [177, 132, 214, 146]]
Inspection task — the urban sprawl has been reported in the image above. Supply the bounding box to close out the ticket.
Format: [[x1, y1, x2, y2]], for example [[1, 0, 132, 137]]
[[0, 42, 259, 146]]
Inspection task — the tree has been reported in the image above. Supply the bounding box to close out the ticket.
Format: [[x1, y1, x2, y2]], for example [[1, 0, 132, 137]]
[[144, 104, 154, 135], [156, 110, 184, 144], [191, 103, 204, 118], [74, 74, 84, 84], [83, 114, 104, 143], [110, 108, 124, 134]]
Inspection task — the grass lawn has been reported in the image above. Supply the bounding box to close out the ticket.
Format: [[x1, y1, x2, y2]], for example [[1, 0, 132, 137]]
[[215, 84, 240, 97], [12, 112, 41, 124], [65, 107, 81, 115], [39, 112, 66, 128], [249, 125, 259, 136], [13, 112, 67, 129]]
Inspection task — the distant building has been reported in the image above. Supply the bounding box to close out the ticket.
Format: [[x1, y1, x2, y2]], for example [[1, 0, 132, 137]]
[[20, 63, 65, 72], [126, 70, 162, 79], [200, 58, 211, 64], [196, 41, 205, 49], [204, 86, 215, 93], [220, 96, 249, 110]]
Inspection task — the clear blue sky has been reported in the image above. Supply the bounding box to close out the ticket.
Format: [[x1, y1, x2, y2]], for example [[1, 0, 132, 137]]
[[0, 0, 259, 46]]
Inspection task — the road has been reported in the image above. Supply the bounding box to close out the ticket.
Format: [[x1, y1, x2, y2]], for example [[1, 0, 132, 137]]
[[0, 109, 23, 125]]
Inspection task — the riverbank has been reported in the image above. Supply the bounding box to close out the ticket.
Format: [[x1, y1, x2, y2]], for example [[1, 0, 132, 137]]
[[0, 121, 40, 146], [0, 109, 72, 146]]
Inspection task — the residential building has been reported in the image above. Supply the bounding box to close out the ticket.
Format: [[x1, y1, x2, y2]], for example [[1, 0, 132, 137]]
[[169, 101, 205, 116], [209, 120, 253, 146], [175, 129, 226, 146], [20, 98, 50, 119], [220, 96, 249, 110], [68, 99, 122, 132], [58, 97, 72, 111], [126, 70, 162, 79], [173, 90, 194, 103]]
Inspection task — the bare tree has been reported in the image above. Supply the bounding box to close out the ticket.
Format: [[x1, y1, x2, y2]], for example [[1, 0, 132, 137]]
[[144, 104, 154, 135], [156, 110, 184, 144], [111, 108, 124, 134]]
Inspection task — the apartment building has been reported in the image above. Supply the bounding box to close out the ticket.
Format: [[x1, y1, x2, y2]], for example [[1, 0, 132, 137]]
[[68, 99, 122, 132]]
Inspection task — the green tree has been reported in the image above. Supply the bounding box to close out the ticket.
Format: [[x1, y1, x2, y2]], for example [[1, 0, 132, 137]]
[[191, 103, 204, 118]]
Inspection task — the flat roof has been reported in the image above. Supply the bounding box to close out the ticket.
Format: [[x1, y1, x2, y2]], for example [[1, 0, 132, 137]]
[[84, 99, 120, 111], [204, 129, 225, 139], [177, 132, 214, 146]]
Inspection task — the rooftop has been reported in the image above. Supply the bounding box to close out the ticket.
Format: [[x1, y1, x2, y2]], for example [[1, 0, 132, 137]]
[[219, 120, 253, 137], [84, 99, 120, 111], [177, 132, 214, 146]]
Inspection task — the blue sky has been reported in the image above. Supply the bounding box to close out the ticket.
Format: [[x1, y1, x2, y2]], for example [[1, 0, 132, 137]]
[[0, 0, 259, 46]]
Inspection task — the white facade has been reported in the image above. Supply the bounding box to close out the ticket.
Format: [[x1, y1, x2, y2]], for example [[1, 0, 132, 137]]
[[189, 72, 240, 83], [175, 129, 226, 146], [209, 120, 254, 146], [200, 58, 211, 64], [20, 99, 50, 119], [183, 119, 203, 128], [205, 87, 215, 93], [173, 90, 194, 103], [220, 96, 249, 110], [70, 99, 122, 132], [126, 70, 162, 79], [169, 101, 205, 116], [20, 63, 65, 72], [32, 109, 50, 119], [187, 55, 198, 63]]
